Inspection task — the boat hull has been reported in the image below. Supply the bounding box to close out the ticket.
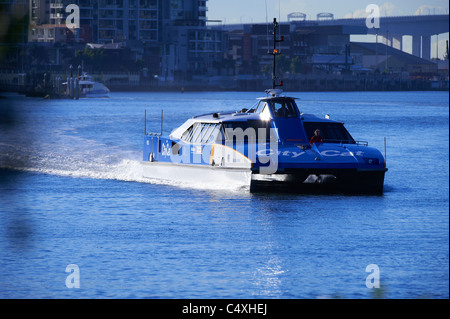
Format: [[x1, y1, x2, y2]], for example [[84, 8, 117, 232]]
[[142, 160, 386, 194], [141, 161, 252, 189], [251, 168, 387, 194], [83, 92, 110, 98]]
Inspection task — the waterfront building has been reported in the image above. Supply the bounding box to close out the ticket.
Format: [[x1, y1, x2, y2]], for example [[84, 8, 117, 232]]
[[25, 0, 221, 79]]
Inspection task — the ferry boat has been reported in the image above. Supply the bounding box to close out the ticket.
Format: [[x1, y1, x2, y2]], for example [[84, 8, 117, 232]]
[[141, 19, 387, 193]]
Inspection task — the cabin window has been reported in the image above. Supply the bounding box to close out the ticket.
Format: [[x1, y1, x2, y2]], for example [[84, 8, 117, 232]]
[[250, 101, 266, 113], [201, 123, 216, 143], [214, 125, 226, 144], [181, 125, 193, 141], [207, 124, 221, 143], [193, 123, 207, 143], [246, 99, 299, 118], [189, 123, 202, 142], [303, 122, 355, 144], [180, 123, 221, 144], [268, 99, 298, 118]]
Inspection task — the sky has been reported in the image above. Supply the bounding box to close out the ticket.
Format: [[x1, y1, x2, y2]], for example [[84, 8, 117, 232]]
[[207, 0, 449, 59]]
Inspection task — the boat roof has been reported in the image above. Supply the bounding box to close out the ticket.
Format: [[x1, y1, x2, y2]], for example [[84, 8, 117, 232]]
[[193, 111, 261, 122], [191, 111, 341, 123], [191, 94, 300, 123], [170, 95, 342, 139]]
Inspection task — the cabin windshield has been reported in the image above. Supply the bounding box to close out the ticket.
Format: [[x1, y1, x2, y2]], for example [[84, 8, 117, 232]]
[[303, 122, 355, 144], [268, 99, 298, 118], [248, 99, 298, 118]]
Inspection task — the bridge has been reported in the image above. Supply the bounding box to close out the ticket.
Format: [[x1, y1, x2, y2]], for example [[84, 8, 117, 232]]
[[297, 14, 449, 60]]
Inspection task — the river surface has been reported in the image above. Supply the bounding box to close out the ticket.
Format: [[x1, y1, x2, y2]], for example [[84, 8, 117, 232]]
[[0, 90, 448, 299]]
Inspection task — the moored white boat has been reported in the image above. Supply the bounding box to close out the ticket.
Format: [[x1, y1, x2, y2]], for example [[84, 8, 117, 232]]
[[78, 73, 110, 98], [63, 72, 110, 98]]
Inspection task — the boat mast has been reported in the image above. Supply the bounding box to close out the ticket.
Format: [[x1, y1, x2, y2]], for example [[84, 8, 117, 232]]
[[270, 18, 284, 90]]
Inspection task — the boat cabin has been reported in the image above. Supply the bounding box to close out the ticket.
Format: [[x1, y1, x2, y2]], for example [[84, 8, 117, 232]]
[[168, 94, 356, 147]]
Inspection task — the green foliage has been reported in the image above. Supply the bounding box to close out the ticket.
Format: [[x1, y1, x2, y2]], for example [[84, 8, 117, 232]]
[[290, 56, 303, 74], [261, 55, 304, 75], [69, 46, 144, 72], [73, 47, 104, 72]]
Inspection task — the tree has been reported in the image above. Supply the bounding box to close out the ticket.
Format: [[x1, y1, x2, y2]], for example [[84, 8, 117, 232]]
[[261, 55, 294, 75], [72, 46, 104, 72], [290, 56, 303, 74]]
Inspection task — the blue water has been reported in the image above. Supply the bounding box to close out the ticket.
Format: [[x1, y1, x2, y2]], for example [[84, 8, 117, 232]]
[[0, 91, 448, 299]]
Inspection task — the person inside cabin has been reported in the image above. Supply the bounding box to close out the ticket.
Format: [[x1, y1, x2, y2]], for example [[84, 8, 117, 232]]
[[276, 103, 289, 117], [309, 129, 324, 144]]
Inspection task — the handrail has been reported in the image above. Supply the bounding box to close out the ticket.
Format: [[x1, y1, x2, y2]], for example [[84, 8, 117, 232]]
[[322, 139, 368, 146]]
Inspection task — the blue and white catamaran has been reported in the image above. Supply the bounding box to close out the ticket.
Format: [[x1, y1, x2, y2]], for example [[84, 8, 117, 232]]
[[142, 19, 387, 193]]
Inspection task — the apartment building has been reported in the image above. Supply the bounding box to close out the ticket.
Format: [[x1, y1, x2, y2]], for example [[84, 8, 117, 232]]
[[28, 0, 208, 43], [25, 0, 226, 78]]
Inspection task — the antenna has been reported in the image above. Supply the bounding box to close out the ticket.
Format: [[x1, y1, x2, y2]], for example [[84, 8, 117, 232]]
[[278, 0, 281, 26], [265, 0, 270, 49], [160, 109, 163, 136], [269, 18, 284, 89]]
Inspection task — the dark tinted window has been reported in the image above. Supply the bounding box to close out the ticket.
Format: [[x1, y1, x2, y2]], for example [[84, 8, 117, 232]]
[[268, 99, 298, 118], [304, 122, 355, 144]]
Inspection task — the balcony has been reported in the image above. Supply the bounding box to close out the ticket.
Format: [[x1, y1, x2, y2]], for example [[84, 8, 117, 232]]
[[50, 2, 64, 9], [50, 13, 63, 19]]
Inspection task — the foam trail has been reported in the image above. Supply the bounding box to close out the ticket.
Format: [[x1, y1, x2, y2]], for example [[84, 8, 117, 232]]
[[0, 146, 246, 192], [0, 126, 247, 192]]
